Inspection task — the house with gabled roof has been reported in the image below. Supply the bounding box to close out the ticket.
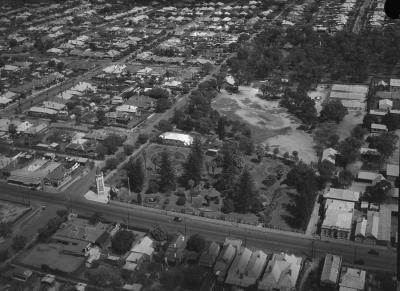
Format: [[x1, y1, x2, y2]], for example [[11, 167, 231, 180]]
[[258, 253, 303, 291], [214, 243, 239, 282], [199, 241, 221, 268], [320, 254, 342, 287], [225, 249, 268, 288]]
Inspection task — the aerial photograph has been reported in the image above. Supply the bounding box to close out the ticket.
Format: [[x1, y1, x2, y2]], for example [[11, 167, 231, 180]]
[[0, 0, 399, 290]]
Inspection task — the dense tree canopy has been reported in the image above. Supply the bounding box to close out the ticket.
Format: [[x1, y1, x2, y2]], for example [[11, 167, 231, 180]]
[[319, 99, 348, 123], [111, 230, 135, 254], [367, 132, 398, 158]]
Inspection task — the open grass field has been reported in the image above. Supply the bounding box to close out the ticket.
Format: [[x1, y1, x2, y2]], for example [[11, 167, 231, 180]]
[[18, 243, 84, 274], [0, 201, 30, 224], [212, 86, 318, 163]]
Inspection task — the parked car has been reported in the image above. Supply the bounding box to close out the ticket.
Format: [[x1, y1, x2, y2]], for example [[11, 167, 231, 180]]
[[173, 216, 182, 222]]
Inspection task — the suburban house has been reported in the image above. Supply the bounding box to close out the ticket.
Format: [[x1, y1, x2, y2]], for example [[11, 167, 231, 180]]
[[321, 200, 354, 240], [378, 99, 393, 111], [159, 132, 193, 146], [320, 254, 342, 288], [356, 171, 385, 185], [389, 78, 400, 92], [52, 216, 109, 248], [354, 208, 391, 245], [165, 234, 186, 265], [370, 123, 388, 134], [258, 253, 303, 291], [225, 249, 268, 288], [124, 235, 155, 272], [386, 164, 399, 183], [338, 267, 366, 291], [214, 242, 240, 282], [199, 241, 221, 268]]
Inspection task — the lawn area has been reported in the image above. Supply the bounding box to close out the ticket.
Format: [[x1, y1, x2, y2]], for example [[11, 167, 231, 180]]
[[212, 86, 318, 163], [18, 243, 85, 273], [0, 201, 30, 224]]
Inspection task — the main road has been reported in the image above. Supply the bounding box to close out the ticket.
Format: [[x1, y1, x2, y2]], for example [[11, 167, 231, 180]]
[[0, 182, 396, 273]]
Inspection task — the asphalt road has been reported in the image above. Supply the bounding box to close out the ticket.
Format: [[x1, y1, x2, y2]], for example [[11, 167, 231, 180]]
[[0, 183, 396, 273]]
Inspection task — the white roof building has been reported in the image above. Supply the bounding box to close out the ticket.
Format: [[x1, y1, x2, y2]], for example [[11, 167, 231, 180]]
[[323, 188, 360, 203], [322, 200, 354, 233], [389, 78, 400, 88], [321, 148, 338, 164], [159, 132, 193, 146], [130, 236, 154, 257], [321, 254, 342, 286], [378, 99, 393, 110], [116, 104, 138, 114], [339, 267, 366, 291]]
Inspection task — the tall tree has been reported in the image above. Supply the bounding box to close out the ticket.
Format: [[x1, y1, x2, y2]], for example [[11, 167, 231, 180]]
[[338, 137, 362, 166], [127, 158, 145, 193], [233, 167, 258, 213], [182, 138, 203, 187], [319, 99, 348, 123], [158, 151, 176, 192], [367, 132, 398, 158]]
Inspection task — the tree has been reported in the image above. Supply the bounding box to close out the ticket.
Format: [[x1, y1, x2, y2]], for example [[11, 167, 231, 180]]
[[183, 266, 204, 290], [0, 249, 9, 263], [160, 269, 182, 291], [216, 117, 226, 140], [12, 235, 27, 251], [56, 209, 69, 219], [96, 143, 108, 159], [87, 269, 121, 287], [337, 170, 354, 188], [156, 98, 170, 113], [352, 125, 368, 140], [105, 157, 118, 170], [123, 144, 135, 155], [127, 158, 145, 193], [182, 138, 203, 187], [232, 167, 258, 213], [176, 195, 186, 206], [318, 160, 336, 186], [221, 198, 235, 213], [158, 151, 176, 192], [146, 87, 169, 99], [313, 122, 339, 155], [273, 147, 280, 156], [367, 132, 398, 158], [96, 110, 106, 126], [319, 99, 348, 123], [111, 230, 135, 254], [338, 137, 362, 166], [150, 226, 168, 241], [102, 134, 124, 155], [137, 133, 148, 145], [366, 180, 392, 204], [255, 144, 265, 162], [186, 234, 206, 253], [0, 222, 12, 237], [89, 212, 103, 225], [8, 123, 17, 135], [157, 119, 173, 132]]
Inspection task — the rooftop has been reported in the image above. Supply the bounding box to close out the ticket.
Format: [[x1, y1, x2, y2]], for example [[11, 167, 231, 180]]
[[321, 254, 342, 285], [323, 188, 360, 202], [339, 267, 366, 291]]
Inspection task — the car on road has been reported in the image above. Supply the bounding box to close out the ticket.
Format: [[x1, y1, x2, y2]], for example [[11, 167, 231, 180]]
[[173, 216, 183, 222], [368, 249, 379, 256], [41, 205, 46, 210]]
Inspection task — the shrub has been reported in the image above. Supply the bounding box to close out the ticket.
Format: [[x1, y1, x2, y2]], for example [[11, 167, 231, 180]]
[[176, 196, 186, 206], [137, 133, 149, 145]]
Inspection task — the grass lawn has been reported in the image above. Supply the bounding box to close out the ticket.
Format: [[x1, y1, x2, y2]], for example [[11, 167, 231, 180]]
[[212, 86, 318, 163], [18, 243, 84, 273], [0, 201, 30, 224]]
